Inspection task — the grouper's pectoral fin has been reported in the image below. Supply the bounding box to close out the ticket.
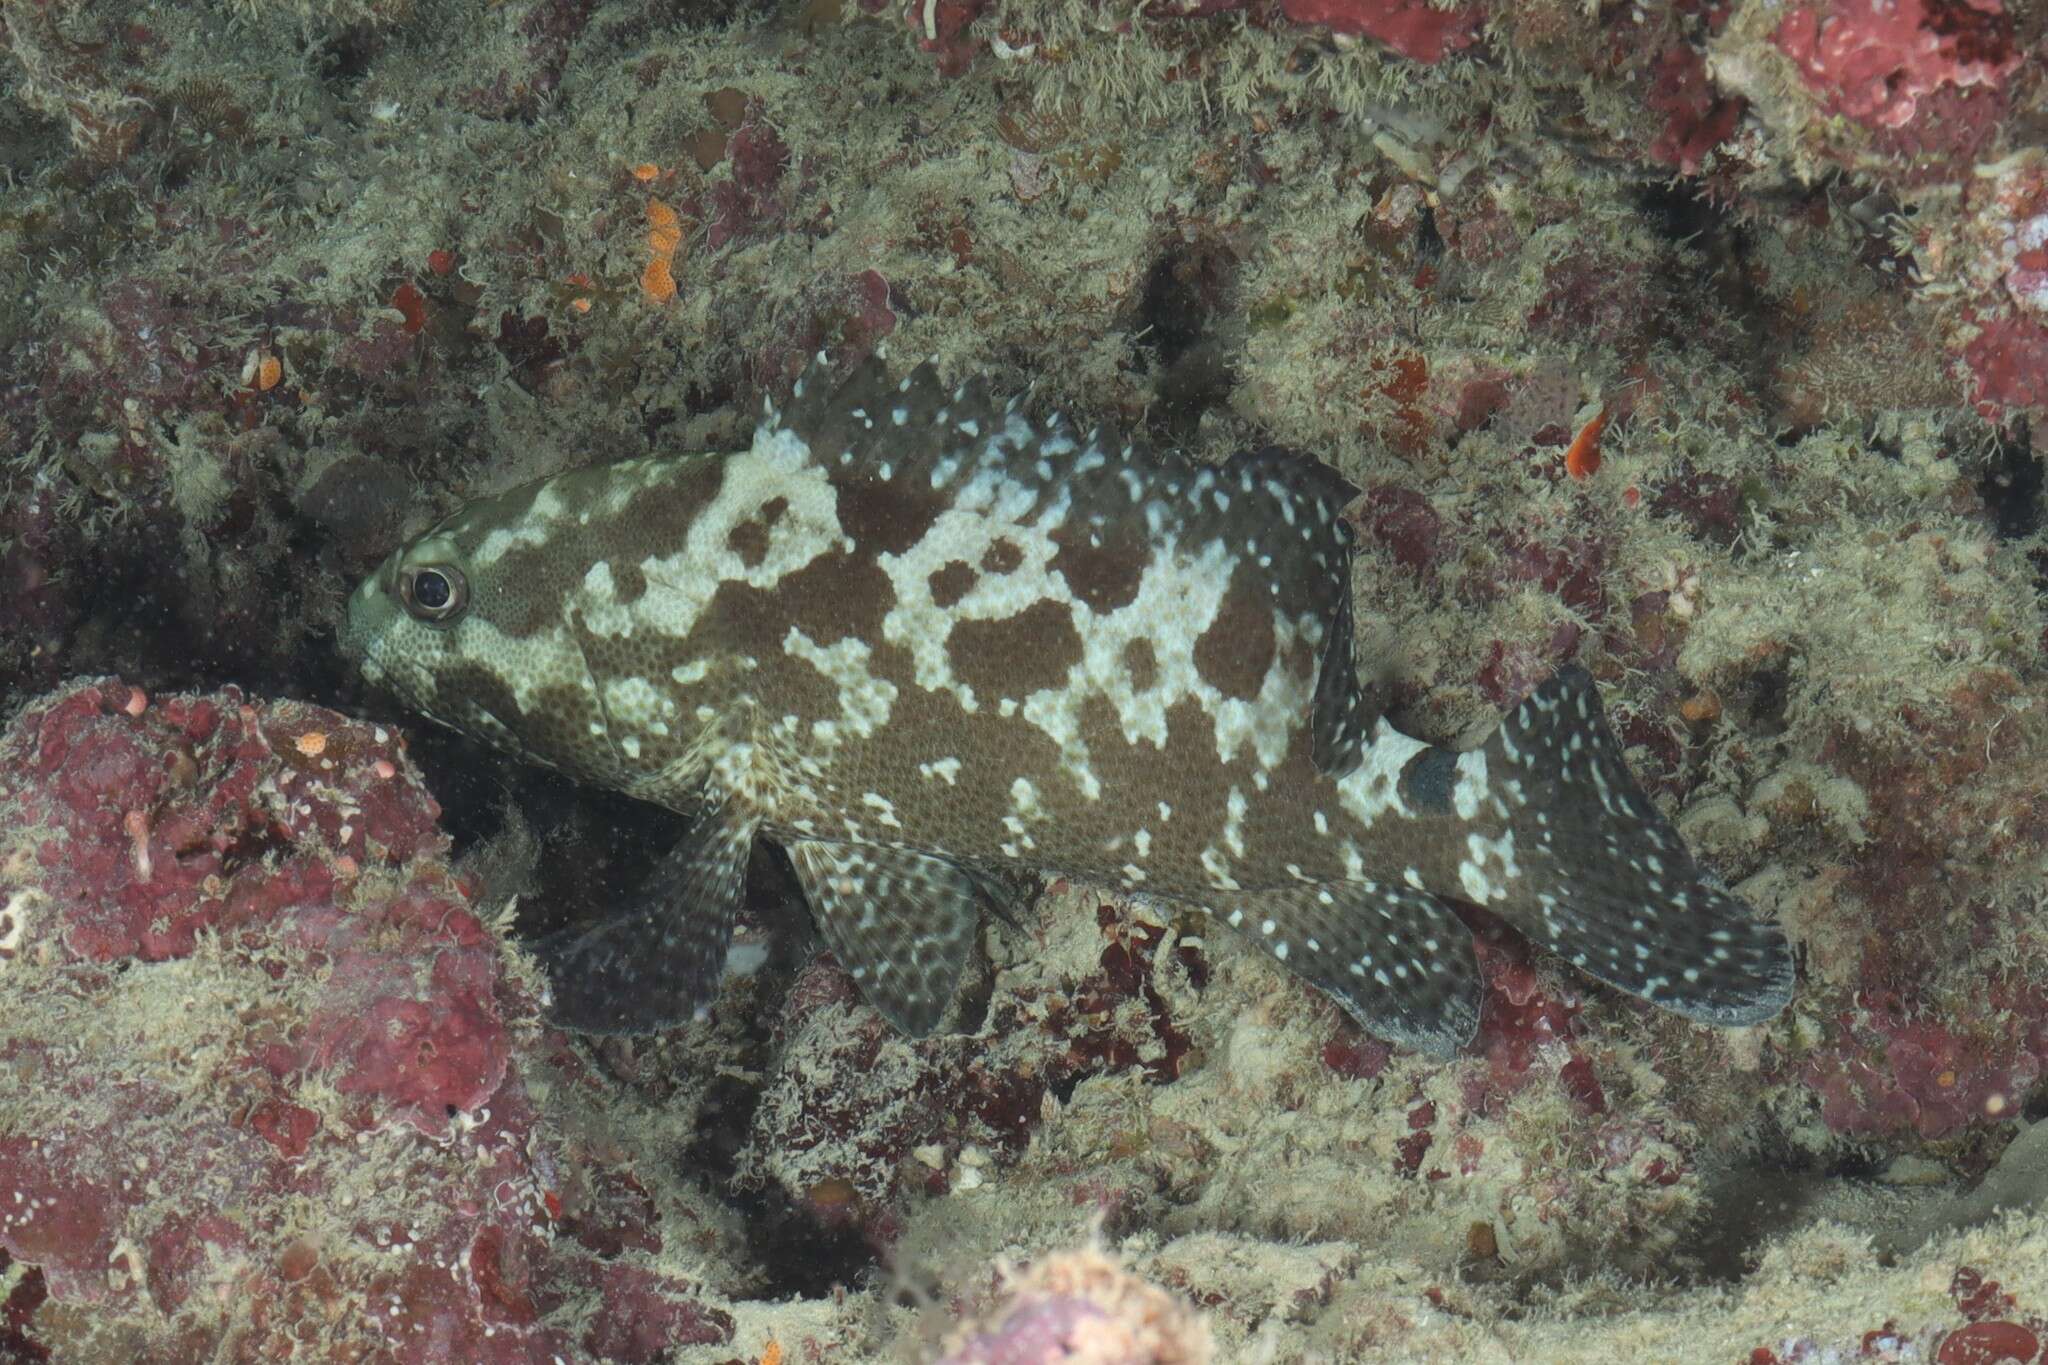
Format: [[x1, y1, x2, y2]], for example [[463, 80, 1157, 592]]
[[783, 839, 984, 1036], [1214, 880, 1482, 1057], [533, 799, 760, 1034], [1309, 576, 1381, 779]]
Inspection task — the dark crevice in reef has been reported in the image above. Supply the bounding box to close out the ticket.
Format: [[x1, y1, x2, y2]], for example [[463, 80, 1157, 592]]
[[1134, 237, 1240, 445], [1976, 417, 2040, 543], [1627, 179, 1785, 420], [1631, 178, 1729, 249], [1725, 656, 1795, 740], [1686, 1162, 1854, 1284], [314, 25, 384, 89], [399, 729, 694, 940], [400, 734, 884, 1303], [2, 519, 341, 722], [1414, 203, 1446, 263], [734, 1190, 883, 1299], [682, 1062, 769, 1185], [1136, 240, 1229, 368]]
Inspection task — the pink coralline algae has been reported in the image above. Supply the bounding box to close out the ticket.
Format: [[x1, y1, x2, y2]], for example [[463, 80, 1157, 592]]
[[0, 679, 735, 1361], [1645, 45, 1744, 175], [1320, 919, 1709, 1277], [1936, 1320, 2042, 1365], [1468, 931, 1601, 1115], [749, 271, 900, 399], [706, 109, 794, 250], [1277, 0, 1484, 64], [1357, 484, 1446, 580], [1801, 1002, 2048, 1142], [900, 0, 990, 77], [9, 680, 442, 965], [302, 940, 512, 1129], [1772, 0, 2022, 131], [1964, 314, 2048, 419]]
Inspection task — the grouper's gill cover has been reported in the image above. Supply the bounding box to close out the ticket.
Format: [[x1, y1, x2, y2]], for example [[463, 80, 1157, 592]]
[[341, 353, 1794, 1055]]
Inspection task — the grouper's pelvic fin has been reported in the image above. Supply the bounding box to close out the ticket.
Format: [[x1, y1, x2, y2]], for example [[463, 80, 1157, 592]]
[[534, 799, 993, 1037], [534, 798, 760, 1034], [1474, 667, 1795, 1026]]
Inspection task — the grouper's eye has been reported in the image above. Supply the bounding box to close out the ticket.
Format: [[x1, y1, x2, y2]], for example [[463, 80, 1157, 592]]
[[398, 563, 469, 624]]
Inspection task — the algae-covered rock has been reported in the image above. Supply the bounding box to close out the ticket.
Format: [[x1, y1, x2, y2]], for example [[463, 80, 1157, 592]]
[[3, 0, 2045, 1357]]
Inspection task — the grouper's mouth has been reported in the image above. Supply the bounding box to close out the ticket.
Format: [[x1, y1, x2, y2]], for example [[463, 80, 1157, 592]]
[[337, 570, 394, 685], [340, 555, 445, 708]]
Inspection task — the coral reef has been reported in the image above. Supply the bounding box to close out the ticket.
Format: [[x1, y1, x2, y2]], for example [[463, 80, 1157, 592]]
[[2, 0, 2047, 1355], [0, 680, 739, 1360]]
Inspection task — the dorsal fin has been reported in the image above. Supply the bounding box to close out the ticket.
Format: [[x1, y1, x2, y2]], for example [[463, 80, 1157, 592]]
[[764, 357, 1365, 575], [761, 347, 999, 470], [767, 355, 1373, 757], [1208, 447, 1375, 778]]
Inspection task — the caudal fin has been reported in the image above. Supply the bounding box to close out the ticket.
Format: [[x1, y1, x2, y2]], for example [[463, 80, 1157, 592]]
[[1478, 667, 1794, 1026]]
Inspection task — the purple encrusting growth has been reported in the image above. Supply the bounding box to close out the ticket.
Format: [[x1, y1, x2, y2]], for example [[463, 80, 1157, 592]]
[[341, 351, 1791, 1054]]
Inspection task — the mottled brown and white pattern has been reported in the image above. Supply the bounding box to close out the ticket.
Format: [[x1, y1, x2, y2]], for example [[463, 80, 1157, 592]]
[[341, 354, 1793, 1053]]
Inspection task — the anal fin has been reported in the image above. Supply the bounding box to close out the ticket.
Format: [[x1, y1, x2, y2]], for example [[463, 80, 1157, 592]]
[[1482, 666, 1795, 1026], [1208, 880, 1481, 1057], [784, 839, 985, 1036], [533, 799, 759, 1034]]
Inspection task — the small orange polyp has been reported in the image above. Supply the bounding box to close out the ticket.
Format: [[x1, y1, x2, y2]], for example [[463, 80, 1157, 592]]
[[631, 162, 660, 182], [243, 350, 282, 391], [640, 256, 677, 302], [646, 198, 683, 258], [565, 273, 594, 313], [641, 198, 683, 302], [1564, 407, 1608, 481]]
